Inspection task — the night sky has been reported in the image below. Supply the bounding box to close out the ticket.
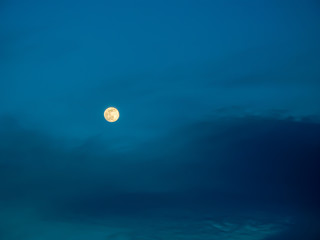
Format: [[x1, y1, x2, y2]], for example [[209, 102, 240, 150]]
[[1, 1, 320, 239]]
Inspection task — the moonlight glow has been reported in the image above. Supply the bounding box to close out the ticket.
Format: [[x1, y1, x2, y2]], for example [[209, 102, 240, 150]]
[[104, 107, 119, 122]]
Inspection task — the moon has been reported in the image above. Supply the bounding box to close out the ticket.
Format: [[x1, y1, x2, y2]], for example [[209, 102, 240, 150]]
[[104, 107, 120, 122]]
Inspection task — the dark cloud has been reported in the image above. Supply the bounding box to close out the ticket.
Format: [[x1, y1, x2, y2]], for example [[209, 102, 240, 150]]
[[1, 114, 319, 212]]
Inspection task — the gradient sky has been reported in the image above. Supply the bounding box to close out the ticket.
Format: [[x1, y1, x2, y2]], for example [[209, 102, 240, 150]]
[[1, 0, 320, 144], [1, 1, 320, 239]]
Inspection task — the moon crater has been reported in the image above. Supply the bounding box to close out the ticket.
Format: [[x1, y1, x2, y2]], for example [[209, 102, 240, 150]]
[[104, 107, 119, 122]]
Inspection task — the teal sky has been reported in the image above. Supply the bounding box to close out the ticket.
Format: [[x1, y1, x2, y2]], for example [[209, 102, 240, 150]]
[[1, 0, 320, 148], [1, 2, 320, 239]]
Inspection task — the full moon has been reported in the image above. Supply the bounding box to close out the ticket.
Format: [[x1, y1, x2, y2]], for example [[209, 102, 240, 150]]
[[104, 107, 120, 122]]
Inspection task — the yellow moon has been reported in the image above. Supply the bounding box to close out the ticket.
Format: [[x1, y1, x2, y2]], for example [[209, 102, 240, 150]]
[[104, 107, 119, 122]]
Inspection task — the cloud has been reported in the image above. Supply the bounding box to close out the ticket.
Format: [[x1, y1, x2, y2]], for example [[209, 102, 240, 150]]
[[1, 112, 319, 240], [1, 113, 320, 202]]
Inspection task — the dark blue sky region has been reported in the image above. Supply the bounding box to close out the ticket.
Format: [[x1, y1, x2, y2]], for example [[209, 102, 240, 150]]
[[1, 0, 320, 239]]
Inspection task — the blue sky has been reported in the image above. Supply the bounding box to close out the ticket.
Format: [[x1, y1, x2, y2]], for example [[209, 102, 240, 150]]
[[1, 0, 320, 199], [1, 1, 320, 239], [1, 0, 320, 146]]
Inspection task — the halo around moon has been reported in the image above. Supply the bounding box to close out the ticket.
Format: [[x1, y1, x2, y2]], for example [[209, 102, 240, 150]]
[[104, 107, 120, 122]]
